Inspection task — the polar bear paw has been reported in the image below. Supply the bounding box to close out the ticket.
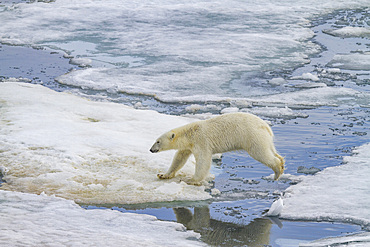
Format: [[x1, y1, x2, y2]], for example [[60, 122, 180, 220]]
[[157, 173, 173, 179]]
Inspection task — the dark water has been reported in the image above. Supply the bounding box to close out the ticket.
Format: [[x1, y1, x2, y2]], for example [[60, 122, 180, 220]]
[[1, 8, 369, 247], [0, 44, 78, 90]]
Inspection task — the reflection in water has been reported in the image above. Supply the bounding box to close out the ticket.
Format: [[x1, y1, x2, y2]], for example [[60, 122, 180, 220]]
[[174, 207, 273, 247]]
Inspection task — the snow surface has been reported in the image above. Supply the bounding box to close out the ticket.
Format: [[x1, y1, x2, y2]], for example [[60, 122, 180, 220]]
[[0, 190, 205, 247], [280, 142, 370, 230], [0, 82, 212, 204]]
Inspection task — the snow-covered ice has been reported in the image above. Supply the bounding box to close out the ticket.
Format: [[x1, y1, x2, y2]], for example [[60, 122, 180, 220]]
[[262, 141, 370, 245], [69, 57, 92, 67], [256, 86, 368, 107], [300, 232, 370, 247], [265, 197, 283, 217], [0, 190, 205, 247], [324, 26, 370, 38], [276, 142, 370, 243], [0, 82, 212, 204], [327, 53, 370, 71], [0, 0, 369, 103], [291, 72, 320, 81], [241, 106, 308, 119]]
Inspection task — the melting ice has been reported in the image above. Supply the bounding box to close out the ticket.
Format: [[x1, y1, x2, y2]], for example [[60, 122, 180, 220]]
[[0, 0, 369, 105], [278, 143, 370, 242]]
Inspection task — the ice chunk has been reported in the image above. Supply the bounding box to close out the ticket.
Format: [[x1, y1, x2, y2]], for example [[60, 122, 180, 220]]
[[324, 26, 370, 38], [69, 57, 92, 67], [63, 52, 74, 58], [265, 197, 284, 217], [185, 104, 221, 113], [293, 82, 327, 88], [0, 190, 205, 246], [281, 142, 370, 230], [0, 82, 212, 204], [327, 53, 370, 70], [326, 68, 341, 73], [301, 232, 370, 247], [210, 188, 221, 196], [268, 77, 287, 85], [221, 107, 239, 114], [0, 77, 32, 83], [241, 106, 308, 119], [256, 87, 368, 107], [291, 72, 319, 81]]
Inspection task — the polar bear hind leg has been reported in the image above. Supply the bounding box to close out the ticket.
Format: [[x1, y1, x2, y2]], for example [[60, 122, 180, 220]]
[[245, 131, 285, 180], [273, 153, 285, 180], [245, 139, 285, 180]]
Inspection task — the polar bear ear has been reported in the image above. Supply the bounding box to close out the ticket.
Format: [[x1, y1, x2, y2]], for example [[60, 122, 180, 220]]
[[170, 133, 175, 140]]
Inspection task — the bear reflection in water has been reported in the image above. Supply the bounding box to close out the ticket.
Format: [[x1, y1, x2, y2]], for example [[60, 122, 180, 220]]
[[174, 206, 273, 247]]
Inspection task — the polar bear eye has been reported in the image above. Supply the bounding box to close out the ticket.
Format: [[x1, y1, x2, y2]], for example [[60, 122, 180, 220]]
[[156, 140, 160, 144]]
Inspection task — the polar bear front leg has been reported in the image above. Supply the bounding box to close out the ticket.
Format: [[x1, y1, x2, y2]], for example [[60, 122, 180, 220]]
[[158, 150, 192, 179]]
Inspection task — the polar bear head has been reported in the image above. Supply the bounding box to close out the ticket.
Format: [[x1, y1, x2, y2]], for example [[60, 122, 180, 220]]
[[150, 131, 176, 153]]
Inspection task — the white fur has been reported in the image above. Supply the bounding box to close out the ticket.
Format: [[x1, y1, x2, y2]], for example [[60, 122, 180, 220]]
[[150, 113, 285, 184]]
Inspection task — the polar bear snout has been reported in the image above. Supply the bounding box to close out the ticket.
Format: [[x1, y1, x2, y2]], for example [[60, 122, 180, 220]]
[[150, 141, 160, 153]]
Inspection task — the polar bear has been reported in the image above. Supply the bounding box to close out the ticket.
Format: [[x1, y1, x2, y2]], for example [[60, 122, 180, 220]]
[[150, 112, 285, 185]]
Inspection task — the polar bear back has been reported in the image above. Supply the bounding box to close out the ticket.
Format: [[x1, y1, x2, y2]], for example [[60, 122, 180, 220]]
[[189, 113, 273, 154], [154, 112, 284, 182]]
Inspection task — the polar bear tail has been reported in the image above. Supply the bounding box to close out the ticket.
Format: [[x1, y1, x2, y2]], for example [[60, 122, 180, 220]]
[[273, 153, 285, 180]]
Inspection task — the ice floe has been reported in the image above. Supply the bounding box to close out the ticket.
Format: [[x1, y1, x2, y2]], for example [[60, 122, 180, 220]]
[[280, 142, 370, 230], [241, 106, 309, 119], [0, 82, 212, 204], [291, 72, 320, 81], [69, 57, 92, 67], [265, 197, 284, 217], [256, 86, 369, 107], [324, 26, 370, 38], [1, 0, 368, 105], [327, 53, 370, 71], [0, 190, 205, 246], [301, 232, 370, 247]]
